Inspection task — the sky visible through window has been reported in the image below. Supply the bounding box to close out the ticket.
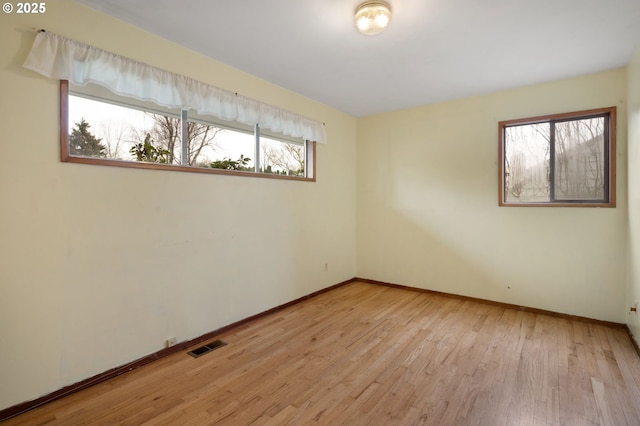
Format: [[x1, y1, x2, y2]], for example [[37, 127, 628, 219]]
[[68, 95, 252, 164]]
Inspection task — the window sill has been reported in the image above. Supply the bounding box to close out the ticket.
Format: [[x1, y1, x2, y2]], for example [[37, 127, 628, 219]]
[[499, 201, 615, 208], [62, 155, 316, 182]]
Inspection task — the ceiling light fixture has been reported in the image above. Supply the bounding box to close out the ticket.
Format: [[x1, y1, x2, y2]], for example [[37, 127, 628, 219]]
[[354, 1, 391, 36]]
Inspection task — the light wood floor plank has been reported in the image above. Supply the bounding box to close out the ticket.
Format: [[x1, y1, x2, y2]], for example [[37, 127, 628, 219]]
[[5, 281, 640, 425]]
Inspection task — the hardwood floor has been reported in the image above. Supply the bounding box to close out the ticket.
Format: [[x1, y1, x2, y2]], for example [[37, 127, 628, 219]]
[[6, 281, 640, 425]]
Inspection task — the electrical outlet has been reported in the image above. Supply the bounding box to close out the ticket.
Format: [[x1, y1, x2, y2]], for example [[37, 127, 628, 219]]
[[166, 337, 177, 348]]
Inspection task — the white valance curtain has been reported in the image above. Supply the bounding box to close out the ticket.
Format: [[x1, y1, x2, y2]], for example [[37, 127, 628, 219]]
[[23, 31, 327, 144]]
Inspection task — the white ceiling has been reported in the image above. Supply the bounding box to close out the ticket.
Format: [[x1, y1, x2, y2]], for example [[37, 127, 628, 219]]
[[77, 0, 640, 117]]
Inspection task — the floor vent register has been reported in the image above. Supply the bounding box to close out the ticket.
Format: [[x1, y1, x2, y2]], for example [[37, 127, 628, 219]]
[[187, 339, 227, 358]]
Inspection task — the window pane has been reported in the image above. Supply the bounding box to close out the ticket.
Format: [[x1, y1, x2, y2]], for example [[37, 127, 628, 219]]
[[68, 95, 181, 164], [206, 126, 255, 171], [504, 123, 550, 203], [183, 121, 223, 167], [260, 137, 305, 176], [554, 118, 605, 201]]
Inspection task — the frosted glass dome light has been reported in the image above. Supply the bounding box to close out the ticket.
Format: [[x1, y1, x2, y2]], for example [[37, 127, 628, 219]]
[[355, 1, 391, 36]]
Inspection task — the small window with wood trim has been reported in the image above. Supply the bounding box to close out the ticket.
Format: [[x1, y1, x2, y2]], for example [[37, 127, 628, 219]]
[[60, 81, 315, 181], [499, 107, 616, 207]]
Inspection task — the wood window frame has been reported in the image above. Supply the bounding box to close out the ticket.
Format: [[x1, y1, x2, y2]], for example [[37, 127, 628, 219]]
[[498, 106, 616, 207], [60, 80, 316, 182]]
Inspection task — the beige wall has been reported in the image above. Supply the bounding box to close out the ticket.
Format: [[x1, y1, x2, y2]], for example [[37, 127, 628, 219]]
[[627, 44, 640, 345], [0, 1, 357, 410], [357, 69, 628, 323]]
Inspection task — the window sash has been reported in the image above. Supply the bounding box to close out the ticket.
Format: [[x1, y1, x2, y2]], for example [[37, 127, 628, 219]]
[[61, 80, 316, 181], [498, 107, 615, 207]]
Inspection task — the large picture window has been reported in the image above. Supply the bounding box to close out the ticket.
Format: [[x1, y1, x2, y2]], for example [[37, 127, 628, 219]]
[[498, 107, 615, 207], [60, 81, 315, 181]]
